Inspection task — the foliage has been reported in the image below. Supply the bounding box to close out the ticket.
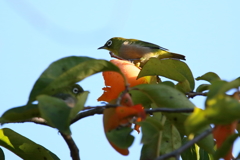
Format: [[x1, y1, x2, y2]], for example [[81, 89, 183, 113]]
[[0, 56, 239, 160]]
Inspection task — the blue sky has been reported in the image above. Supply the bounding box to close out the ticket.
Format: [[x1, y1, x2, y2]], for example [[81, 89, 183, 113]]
[[1, 1, 240, 159]]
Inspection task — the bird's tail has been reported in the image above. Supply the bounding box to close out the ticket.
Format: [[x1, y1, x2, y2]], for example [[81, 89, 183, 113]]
[[157, 52, 186, 61], [170, 52, 186, 60]]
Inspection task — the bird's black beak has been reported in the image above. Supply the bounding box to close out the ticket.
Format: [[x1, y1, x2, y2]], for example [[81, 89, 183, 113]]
[[98, 46, 105, 49]]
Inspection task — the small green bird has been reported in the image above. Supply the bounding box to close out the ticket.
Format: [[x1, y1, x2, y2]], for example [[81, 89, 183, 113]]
[[98, 37, 185, 67], [52, 84, 84, 108]]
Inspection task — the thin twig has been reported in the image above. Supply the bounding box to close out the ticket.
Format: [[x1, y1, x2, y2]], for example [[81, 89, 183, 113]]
[[71, 107, 104, 124], [83, 104, 118, 110], [60, 133, 80, 160], [186, 92, 207, 98], [70, 107, 194, 125], [155, 128, 213, 160], [146, 108, 194, 114]]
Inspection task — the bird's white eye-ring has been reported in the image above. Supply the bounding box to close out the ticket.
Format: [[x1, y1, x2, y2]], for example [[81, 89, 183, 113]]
[[106, 40, 112, 46], [72, 87, 79, 94]]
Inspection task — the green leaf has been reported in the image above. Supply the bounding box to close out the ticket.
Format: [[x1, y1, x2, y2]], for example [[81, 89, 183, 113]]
[[69, 91, 89, 120], [139, 116, 163, 160], [131, 84, 195, 134], [37, 91, 88, 135], [0, 147, 5, 160], [140, 140, 159, 160], [187, 95, 240, 134], [106, 127, 134, 149], [132, 84, 215, 154], [196, 72, 220, 83], [160, 119, 181, 159], [0, 128, 59, 160], [181, 137, 199, 160], [199, 148, 213, 160], [161, 81, 176, 88], [181, 138, 212, 160], [205, 78, 240, 105], [188, 78, 240, 129], [37, 95, 72, 135], [138, 58, 195, 92], [0, 104, 40, 124], [196, 84, 210, 93], [130, 90, 152, 109], [207, 95, 240, 124], [138, 116, 163, 144], [214, 133, 239, 160], [175, 79, 192, 93], [28, 56, 123, 104], [140, 115, 181, 160], [205, 80, 227, 107], [217, 77, 240, 95], [185, 108, 209, 135], [185, 105, 231, 154]]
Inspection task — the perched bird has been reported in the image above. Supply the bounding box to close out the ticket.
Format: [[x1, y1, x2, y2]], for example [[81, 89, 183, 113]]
[[52, 84, 84, 108], [98, 37, 185, 67]]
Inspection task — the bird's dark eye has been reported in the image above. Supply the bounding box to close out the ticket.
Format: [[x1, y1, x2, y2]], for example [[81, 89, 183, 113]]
[[72, 87, 79, 94], [106, 40, 112, 46]]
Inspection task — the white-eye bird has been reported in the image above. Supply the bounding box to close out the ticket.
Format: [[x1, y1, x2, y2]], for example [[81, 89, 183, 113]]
[[52, 84, 84, 108], [98, 37, 185, 67]]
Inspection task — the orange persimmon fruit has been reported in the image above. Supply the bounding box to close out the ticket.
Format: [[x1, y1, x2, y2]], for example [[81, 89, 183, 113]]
[[103, 93, 146, 155], [213, 121, 238, 160], [98, 59, 149, 102]]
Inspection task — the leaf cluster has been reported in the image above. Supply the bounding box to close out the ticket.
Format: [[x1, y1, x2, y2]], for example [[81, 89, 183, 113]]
[[0, 56, 239, 160]]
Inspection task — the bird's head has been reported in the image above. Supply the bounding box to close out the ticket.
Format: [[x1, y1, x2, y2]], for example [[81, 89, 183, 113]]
[[98, 37, 125, 54]]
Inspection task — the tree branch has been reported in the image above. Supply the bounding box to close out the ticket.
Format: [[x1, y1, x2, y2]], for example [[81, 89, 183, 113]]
[[186, 92, 207, 98], [60, 133, 80, 160], [154, 128, 213, 160], [14, 117, 50, 127], [7, 106, 195, 127], [70, 107, 194, 125], [71, 107, 104, 124], [146, 108, 194, 114]]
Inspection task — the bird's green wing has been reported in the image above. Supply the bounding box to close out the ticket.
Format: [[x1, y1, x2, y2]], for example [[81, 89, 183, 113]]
[[130, 39, 169, 51]]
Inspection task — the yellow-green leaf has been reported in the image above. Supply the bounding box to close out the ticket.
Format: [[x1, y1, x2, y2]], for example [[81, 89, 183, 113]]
[[0, 128, 59, 160], [138, 58, 195, 92], [186, 95, 240, 135]]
